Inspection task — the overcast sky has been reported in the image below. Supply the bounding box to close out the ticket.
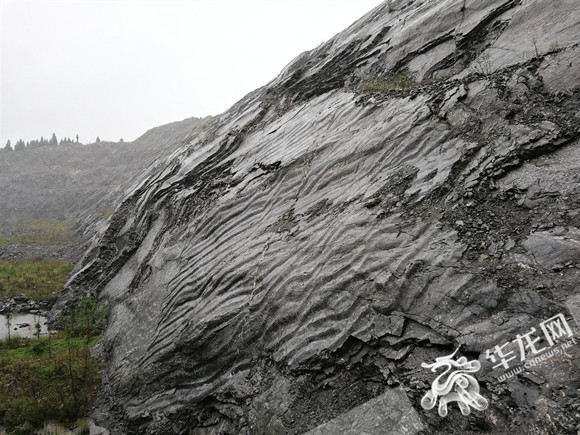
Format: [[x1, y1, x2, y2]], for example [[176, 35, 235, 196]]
[[1, 0, 382, 145]]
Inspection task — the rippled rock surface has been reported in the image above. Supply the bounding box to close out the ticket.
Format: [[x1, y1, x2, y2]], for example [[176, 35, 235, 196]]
[[56, 0, 580, 433]]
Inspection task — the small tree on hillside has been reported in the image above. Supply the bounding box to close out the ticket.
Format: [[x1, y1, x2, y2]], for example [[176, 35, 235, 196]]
[[59, 298, 108, 385], [49, 133, 58, 146], [5, 312, 12, 343], [3, 140, 12, 151], [34, 314, 42, 341], [95, 137, 101, 143], [14, 139, 25, 151]]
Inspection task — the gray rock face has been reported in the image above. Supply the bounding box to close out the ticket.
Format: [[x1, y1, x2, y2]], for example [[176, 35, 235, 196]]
[[57, 0, 580, 433], [304, 387, 424, 435]]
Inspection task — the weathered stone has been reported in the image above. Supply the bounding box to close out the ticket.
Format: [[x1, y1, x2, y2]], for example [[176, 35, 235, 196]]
[[539, 46, 580, 93], [304, 387, 424, 435], [46, 1, 580, 434], [523, 229, 580, 271]]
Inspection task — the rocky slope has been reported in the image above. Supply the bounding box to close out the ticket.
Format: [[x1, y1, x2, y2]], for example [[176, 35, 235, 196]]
[[57, 0, 580, 433]]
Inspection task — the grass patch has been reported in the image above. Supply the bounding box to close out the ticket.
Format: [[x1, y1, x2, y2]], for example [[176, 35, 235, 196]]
[[0, 258, 73, 302], [95, 208, 113, 218], [0, 299, 106, 432], [0, 335, 101, 431], [14, 218, 74, 246], [363, 70, 415, 91], [0, 218, 74, 248]]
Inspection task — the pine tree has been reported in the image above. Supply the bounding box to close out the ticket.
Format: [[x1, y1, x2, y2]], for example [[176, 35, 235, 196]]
[[49, 133, 58, 146], [3, 140, 12, 151], [14, 139, 25, 151], [96, 137, 101, 143]]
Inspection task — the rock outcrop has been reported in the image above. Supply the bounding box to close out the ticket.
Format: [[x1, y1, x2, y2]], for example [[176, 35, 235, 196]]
[[57, 0, 580, 433]]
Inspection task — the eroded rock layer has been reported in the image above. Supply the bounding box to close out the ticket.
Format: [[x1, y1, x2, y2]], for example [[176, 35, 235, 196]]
[[57, 0, 580, 433]]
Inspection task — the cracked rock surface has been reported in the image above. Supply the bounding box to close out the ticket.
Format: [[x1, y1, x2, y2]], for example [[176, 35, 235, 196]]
[[55, 0, 580, 433]]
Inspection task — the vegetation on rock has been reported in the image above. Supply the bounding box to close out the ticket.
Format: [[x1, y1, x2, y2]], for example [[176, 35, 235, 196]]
[[363, 70, 415, 91], [0, 299, 106, 433]]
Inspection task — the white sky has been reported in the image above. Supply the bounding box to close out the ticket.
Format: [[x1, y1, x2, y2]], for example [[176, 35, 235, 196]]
[[1, 0, 382, 145]]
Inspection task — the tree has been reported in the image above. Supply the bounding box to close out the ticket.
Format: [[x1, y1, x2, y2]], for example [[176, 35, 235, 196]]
[[59, 298, 108, 387], [61, 298, 108, 339], [14, 139, 25, 151], [3, 140, 12, 151], [5, 312, 12, 343], [49, 133, 58, 146], [95, 137, 101, 143], [75, 134, 79, 143], [33, 314, 42, 341]]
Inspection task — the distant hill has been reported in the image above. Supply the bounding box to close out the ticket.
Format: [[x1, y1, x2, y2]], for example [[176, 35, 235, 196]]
[[0, 116, 212, 259]]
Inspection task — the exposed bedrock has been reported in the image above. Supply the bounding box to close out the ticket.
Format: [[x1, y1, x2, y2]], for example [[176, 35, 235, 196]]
[[55, 0, 580, 433]]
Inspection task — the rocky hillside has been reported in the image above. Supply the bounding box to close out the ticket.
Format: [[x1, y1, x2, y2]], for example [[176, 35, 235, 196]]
[[56, 0, 579, 433], [0, 116, 211, 259]]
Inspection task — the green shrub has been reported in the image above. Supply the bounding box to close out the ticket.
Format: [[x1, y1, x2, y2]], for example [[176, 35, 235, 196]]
[[363, 69, 415, 91], [0, 300, 105, 431], [2, 397, 45, 429]]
